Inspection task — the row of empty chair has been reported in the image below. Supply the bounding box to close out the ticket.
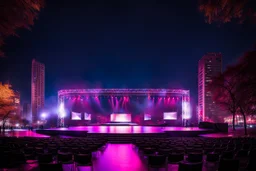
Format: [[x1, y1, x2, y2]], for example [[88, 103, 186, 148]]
[[133, 137, 256, 171], [0, 137, 107, 170], [1, 136, 256, 170]]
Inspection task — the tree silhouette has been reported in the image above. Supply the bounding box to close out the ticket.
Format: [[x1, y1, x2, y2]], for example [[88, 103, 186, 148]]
[[236, 50, 256, 96], [199, 0, 256, 24], [0, 0, 44, 56], [236, 50, 256, 135], [209, 66, 239, 131], [210, 49, 256, 135]]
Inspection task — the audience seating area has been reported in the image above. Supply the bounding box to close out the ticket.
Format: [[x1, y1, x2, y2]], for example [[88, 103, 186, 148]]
[[133, 137, 256, 171], [0, 136, 256, 170], [0, 137, 107, 171]]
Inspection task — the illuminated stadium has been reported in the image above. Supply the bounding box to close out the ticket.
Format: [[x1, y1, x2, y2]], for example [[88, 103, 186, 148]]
[[57, 89, 190, 126]]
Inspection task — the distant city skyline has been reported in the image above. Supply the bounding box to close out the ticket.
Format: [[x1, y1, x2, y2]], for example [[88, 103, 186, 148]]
[[31, 59, 45, 123]]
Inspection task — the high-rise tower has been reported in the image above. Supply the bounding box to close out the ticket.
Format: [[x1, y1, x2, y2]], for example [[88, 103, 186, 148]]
[[198, 53, 222, 122], [31, 59, 45, 123]]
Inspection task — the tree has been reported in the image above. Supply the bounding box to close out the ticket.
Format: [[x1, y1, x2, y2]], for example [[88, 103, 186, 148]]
[[199, 0, 256, 24], [199, 0, 256, 135], [216, 49, 256, 135], [0, 0, 44, 56], [236, 50, 256, 97], [0, 83, 15, 129], [209, 50, 256, 135], [209, 66, 239, 131], [9, 113, 22, 126], [235, 50, 256, 135]]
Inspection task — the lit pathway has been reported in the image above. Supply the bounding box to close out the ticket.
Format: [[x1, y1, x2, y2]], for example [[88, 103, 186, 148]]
[[92, 144, 146, 171]]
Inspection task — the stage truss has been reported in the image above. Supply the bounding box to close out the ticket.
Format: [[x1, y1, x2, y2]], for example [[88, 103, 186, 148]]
[[57, 89, 190, 127]]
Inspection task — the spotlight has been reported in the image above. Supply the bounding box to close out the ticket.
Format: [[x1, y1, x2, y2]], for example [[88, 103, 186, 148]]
[[41, 112, 47, 119]]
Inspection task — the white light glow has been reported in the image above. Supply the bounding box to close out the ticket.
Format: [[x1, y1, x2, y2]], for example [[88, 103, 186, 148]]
[[59, 102, 66, 118], [164, 112, 177, 120], [71, 112, 82, 120], [15, 123, 19, 127], [110, 114, 131, 122], [183, 102, 191, 119], [144, 113, 151, 120], [41, 113, 47, 119], [84, 113, 91, 120]]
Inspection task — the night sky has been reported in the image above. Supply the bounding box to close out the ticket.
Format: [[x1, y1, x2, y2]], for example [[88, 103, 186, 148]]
[[0, 0, 255, 106]]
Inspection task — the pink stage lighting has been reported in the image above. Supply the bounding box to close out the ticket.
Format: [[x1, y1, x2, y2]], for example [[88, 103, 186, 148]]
[[110, 113, 131, 122], [163, 112, 177, 120]]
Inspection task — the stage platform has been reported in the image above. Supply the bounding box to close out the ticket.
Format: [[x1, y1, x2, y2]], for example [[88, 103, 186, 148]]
[[101, 122, 138, 126], [36, 126, 214, 138]]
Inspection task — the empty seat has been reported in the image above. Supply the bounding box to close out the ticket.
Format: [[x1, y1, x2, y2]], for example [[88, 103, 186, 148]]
[[187, 153, 203, 163], [178, 161, 202, 171], [57, 152, 73, 163], [168, 153, 184, 163], [158, 148, 172, 155], [143, 148, 156, 156], [221, 150, 235, 159], [148, 155, 168, 171], [204, 147, 214, 154], [38, 153, 53, 163], [218, 159, 239, 171], [74, 154, 93, 171], [39, 163, 63, 171], [236, 150, 249, 158], [206, 152, 219, 162]]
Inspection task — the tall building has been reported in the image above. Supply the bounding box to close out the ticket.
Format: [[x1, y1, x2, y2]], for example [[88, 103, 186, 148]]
[[13, 91, 21, 116], [198, 53, 222, 122], [22, 103, 31, 120], [31, 59, 45, 123]]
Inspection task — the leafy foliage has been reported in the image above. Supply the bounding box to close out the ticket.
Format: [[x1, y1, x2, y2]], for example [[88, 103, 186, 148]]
[[0, 0, 44, 56], [199, 0, 256, 24], [0, 83, 15, 127]]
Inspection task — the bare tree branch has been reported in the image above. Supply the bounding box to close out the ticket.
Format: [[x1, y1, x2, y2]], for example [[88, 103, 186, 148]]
[[0, 0, 44, 56]]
